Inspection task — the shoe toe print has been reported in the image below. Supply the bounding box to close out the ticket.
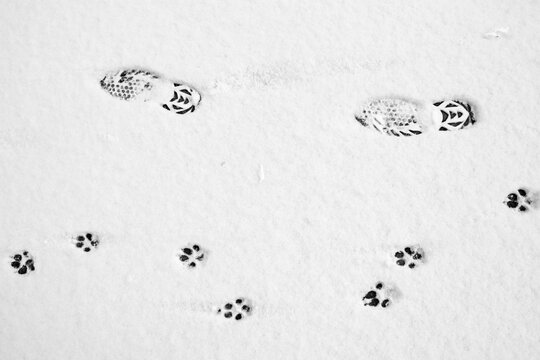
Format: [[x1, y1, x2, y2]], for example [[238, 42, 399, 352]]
[[74, 233, 100, 252], [216, 298, 252, 321], [504, 188, 534, 212], [394, 245, 424, 269], [432, 100, 476, 131], [10, 251, 35, 275], [355, 99, 423, 137], [100, 69, 160, 101], [362, 282, 393, 308], [178, 244, 206, 268]]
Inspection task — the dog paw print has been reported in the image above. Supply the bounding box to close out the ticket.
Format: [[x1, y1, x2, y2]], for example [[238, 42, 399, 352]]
[[178, 244, 206, 268], [216, 298, 252, 321], [362, 282, 393, 308], [394, 246, 424, 269], [504, 189, 534, 212], [10, 251, 35, 275], [74, 233, 99, 252]]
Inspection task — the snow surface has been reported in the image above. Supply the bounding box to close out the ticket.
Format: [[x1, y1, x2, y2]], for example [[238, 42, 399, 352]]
[[1, 0, 539, 359]]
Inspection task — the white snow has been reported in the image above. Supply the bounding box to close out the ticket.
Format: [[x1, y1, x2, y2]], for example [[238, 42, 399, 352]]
[[0, 0, 539, 359]]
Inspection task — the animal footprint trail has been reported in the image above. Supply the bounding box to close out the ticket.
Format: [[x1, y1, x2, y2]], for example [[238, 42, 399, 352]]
[[362, 282, 394, 308], [100, 69, 201, 115]]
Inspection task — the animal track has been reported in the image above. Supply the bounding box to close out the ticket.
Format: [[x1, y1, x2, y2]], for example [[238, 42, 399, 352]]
[[178, 244, 206, 268], [362, 282, 393, 308], [432, 100, 476, 131], [355, 99, 423, 137], [216, 298, 252, 320], [74, 233, 99, 252], [504, 189, 534, 212], [394, 246, 424, 269], [10, 251, 35, 275]]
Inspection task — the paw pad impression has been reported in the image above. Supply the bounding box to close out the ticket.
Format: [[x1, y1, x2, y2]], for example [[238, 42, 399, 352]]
[[216, 298, 252, 321], [362, 282, 393, 308], [394, 246, 424, 269], [504, 188, 534, 212], [10, 251, 35, 275], [355, 99, 423, 137], [178, 244, 206, 268], [74, 233, 100, 252], [432, 100, 476, 131]]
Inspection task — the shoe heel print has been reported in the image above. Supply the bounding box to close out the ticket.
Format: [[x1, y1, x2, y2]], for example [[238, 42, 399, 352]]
[[161, 83, 201, 115], [393, 245, 425, 269], [432, 100, 476, 131], [100, 69, 201, 115]]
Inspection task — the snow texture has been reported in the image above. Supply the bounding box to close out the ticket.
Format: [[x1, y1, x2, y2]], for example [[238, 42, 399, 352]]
[[0, 0, 539, 359]]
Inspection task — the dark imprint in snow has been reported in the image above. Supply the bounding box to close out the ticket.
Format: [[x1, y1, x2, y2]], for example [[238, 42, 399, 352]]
[[394, 245, 424, 269], [362, 282, 392, 308], [10, 251, 35, 275], [216, 298, 252, 321], [74, 233, 100, 253], [504, 188, 534, 212], [178, 244, 206, 268]]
